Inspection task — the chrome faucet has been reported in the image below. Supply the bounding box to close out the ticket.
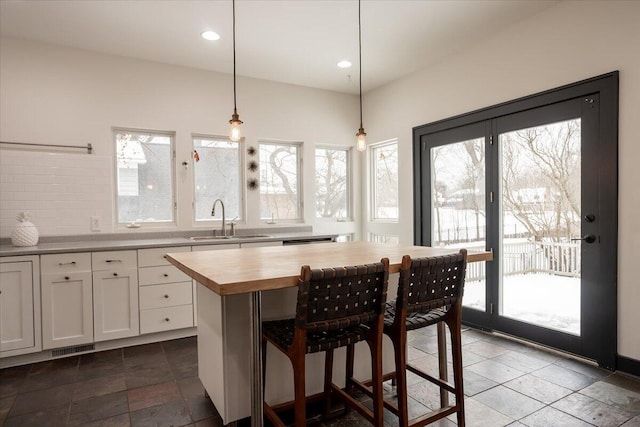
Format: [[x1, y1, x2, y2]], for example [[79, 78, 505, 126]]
[[211, 199, 226, 237]]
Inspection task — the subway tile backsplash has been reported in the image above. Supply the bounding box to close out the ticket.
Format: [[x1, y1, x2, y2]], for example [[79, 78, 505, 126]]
[[0, 150, 113, 237]]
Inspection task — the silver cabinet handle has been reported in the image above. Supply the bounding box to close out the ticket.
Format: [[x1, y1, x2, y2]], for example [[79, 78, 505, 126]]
[[58, 261, 76, 266], [105, 259, 122, 263]]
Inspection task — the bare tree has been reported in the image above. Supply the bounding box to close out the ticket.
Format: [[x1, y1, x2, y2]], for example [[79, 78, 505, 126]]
[[431, 139, 485, 244], [462, 140, 485, 240], [260, 144, 299, 219], [315, 149, 348, 218], [501, 120, 581, 242]]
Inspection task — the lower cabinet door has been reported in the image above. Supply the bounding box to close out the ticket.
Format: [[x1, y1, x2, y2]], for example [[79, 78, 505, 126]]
[[41, 272, 93, 349], [0, 261, 35, 354], [93, 269, 139, 341]]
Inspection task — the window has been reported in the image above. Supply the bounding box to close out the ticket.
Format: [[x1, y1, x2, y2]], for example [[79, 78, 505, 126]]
[[259, 141, 302, 221], [193, 136, 242, 221], [115, 129, 174, 224], [370, 140, 399, 220], [315, 147, 351, 219]]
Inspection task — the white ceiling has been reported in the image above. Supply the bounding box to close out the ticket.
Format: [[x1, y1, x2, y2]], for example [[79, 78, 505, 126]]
[[0, 0, 559, 95]]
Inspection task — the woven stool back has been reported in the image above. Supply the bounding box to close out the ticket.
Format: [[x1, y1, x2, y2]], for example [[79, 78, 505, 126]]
[[295, 259, 389, 333], [396, 249, 467, 314]]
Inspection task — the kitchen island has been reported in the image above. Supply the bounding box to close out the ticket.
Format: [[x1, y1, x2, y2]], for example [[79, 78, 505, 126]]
[[166, 241, 492, 426]]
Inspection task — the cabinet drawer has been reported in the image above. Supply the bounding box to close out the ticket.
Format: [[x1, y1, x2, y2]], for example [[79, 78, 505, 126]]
[[140, 305, 193, 334], [41, 253, 91, 274], [92, 250, 137, 271], [139, 265, 191, 286], [139, 282, 192, 309], [138, 247, 191, 267]]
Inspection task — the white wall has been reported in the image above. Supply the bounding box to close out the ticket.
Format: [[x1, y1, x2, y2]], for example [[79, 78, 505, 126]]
[[363, 0, 640, 361], [0, 38, 362, 238]]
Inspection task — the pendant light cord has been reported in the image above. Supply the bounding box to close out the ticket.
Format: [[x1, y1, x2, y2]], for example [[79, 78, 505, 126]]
[[358, 0, 363, 128], [233, 0, 237, 113]]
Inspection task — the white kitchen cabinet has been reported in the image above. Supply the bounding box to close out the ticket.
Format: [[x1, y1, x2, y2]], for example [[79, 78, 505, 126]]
[[138, 246, 193, 334], [0, 255, 41, 358], [92, 250, 139, 342], [41, 253, 93, 349]]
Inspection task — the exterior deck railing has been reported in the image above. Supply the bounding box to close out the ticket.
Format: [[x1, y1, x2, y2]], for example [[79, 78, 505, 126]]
[[462, 241, 581, 282]]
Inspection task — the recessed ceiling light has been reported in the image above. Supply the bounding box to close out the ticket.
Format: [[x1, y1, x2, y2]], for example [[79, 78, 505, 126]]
[[201, 31, 221, 41], [337, 60, 352, 68]]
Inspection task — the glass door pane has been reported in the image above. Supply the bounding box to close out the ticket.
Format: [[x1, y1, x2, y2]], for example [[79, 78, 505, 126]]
[[499, 119, 581, 335], [431, 138, 486, 311]]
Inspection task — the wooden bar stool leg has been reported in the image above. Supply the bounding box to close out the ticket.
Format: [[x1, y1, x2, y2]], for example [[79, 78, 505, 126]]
[[447, 315, 465, 427], [437, 322, 449, 408], [367, 332, 384, 427], [324, 349, 334, 418], [292, 352, 306, 427], [344, 344, 355, 414], [392, 332, 409, 427]]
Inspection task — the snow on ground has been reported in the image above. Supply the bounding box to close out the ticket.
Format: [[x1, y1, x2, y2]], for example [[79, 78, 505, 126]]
[[463, 273, 580, 335]]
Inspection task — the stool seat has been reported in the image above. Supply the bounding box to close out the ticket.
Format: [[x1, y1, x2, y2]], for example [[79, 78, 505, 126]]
[[263, 319, 372, 354], [383, 302, 449, 332]]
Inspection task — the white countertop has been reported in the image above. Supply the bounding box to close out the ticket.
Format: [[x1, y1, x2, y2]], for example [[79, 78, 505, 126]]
[[0, 230, 337, 257]]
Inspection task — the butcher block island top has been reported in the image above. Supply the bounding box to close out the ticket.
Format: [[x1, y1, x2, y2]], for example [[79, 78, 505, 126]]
[[165, 241, 492, 296]]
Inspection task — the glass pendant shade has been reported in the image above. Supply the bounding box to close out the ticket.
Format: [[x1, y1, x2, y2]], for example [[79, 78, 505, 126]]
[[356, 127, 367, 152], [229, 109, 243, 142]]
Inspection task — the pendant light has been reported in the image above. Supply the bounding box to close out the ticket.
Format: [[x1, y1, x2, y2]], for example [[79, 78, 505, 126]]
[[355, 0, 367, 152], [229, 0, 243, 142]]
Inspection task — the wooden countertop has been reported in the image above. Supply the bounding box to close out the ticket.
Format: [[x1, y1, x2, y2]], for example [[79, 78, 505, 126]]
[[165, 241, 492, 296]]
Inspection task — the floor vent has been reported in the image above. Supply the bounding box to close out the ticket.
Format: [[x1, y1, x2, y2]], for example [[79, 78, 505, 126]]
[[51, 344, 95, 357]]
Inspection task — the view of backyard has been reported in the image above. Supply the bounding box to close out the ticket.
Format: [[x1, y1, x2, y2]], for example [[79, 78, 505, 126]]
[[431, 119, 583, 336]]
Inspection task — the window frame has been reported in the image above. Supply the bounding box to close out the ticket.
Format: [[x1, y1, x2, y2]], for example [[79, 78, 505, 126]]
[[369, 139, 399, 223], [191, 133, 245, 225], [113, 127, 177, 229], [314, 145, 353, 221], [258, 139, 303, 223]]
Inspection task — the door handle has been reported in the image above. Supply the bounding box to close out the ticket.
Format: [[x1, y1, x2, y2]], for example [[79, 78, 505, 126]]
[[571, 234, 596, 243]]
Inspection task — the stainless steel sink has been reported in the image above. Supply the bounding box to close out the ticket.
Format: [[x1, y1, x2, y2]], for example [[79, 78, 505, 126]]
[[189, 234, 271, 241]]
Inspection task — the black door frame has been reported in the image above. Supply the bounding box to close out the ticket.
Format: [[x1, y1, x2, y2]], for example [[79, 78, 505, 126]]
[[412, 72, 618, 369]]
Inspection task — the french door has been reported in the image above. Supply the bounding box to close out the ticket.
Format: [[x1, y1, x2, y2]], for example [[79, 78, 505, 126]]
[[413, 73, 618, 368]]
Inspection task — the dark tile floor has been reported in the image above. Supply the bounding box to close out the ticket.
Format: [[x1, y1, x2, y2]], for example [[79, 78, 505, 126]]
[[1, 328, 639, 427]]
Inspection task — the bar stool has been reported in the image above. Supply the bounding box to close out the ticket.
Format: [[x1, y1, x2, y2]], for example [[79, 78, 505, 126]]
[[261, 259, 390, 427], [387, 249, 468, 427]]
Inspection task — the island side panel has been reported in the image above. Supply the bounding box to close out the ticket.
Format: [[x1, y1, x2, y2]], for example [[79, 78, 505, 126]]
[[196, 284, 228, 422], [221, 292, 253, 422]]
